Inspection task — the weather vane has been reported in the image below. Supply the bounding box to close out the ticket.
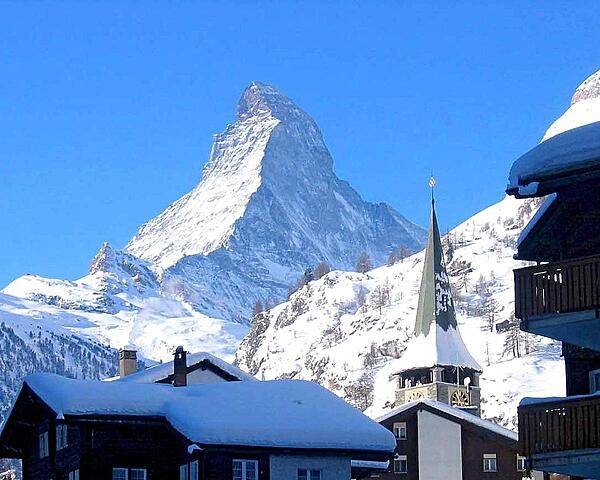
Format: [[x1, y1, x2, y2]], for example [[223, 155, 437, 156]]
[[429, 175, 436, 204]]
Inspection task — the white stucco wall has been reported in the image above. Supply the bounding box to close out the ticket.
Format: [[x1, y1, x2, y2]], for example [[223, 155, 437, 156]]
[[417, 409, 462, 479], [187, 368, 227, 384], [269, 455, 351, 480]]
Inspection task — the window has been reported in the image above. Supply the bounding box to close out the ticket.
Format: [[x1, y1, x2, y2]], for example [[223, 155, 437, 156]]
[[130, 469, 147, 480], [393, 455, 407, 474], [68, 470, 79, 480], [483, 454, 497, 472], [180, 461, 199, 480], [590, 368, 600, 393], [516, 455, 526, 472], [190, 460, 199, 480], [393, 422, 407, 440], [180, 464, 188, 480], [113, 469, 128, 480], [298, 469, 321, 480], [233, 460, 258, 480], [38, 432, 49, 458], [56, 424, 68, 450]]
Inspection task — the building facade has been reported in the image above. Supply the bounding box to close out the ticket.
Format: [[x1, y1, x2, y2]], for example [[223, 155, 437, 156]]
[[0, 369, 395, 480], [508, 112, 600, 475]]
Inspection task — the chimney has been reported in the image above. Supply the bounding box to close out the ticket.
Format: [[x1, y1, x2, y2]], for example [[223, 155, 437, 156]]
[[173, 346, 187, 387], [119, 347, 137, 377]]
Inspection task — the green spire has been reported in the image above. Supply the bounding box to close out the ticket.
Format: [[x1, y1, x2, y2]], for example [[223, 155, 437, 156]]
[[414, 181, 457, 337]]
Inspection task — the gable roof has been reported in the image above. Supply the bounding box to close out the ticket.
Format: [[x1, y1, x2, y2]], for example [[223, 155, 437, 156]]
[[377, 399, 517, 442], [114, 351, 256, 383], [8, 373, 394, 453], [395, 200, 481, 373]]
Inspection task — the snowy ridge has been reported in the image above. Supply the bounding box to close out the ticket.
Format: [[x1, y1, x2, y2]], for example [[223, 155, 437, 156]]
[[542, 68, 600, 141], [235, 195, 564, 429]]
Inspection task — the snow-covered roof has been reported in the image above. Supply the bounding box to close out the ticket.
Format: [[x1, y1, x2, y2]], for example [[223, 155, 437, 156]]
[[520, 390, 600, 407], [377, 399, 517, 441], [507, 120, 600, 196], [394, 323, 482, 372], [114, 351, 256, 383], [18, 373, 395, 452]]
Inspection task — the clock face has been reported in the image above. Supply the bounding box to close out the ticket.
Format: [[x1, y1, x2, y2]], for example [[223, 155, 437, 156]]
[[407, 391, 424, 402], [450, 390, 470, 407]]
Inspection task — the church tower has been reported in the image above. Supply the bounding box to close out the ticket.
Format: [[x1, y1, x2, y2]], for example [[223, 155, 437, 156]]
[[394, 179, 483, 415]]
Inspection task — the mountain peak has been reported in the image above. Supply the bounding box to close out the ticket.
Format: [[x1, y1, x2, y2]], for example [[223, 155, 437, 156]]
[[236, 81, 301, 120], [571, 69, 600, 105]]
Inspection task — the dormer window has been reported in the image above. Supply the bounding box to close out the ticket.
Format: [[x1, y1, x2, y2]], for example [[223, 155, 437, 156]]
[[393, 422, 407, 439]]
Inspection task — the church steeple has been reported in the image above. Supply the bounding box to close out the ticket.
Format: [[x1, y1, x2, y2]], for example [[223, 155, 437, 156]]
[[414, 180, 458, 337], [394, 179, 482, 414]]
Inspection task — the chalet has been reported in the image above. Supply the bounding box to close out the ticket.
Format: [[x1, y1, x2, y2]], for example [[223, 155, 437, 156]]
[[507, 100, 600, 474], [374, 399, 527, 480], [357, 187, 540, 480], [0, 366, 395, 479]]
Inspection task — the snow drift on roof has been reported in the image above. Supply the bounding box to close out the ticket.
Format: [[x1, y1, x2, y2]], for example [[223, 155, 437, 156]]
[[508, 121, 600, 194], [20, 373, 395, 452], [377, 399, 517, 441], [392, 323, 482, 372], [114, 351, 256, 383]]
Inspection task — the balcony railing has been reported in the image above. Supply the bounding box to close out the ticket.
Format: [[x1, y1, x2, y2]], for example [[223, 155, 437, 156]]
[[518, 395, 600, 458], [514, 255, 600, 320]]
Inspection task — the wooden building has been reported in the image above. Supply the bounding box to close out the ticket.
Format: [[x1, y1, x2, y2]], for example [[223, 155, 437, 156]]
[[507, 112, 600, 475], [0, 366, 395, 480], [372, 400, 528, 480]]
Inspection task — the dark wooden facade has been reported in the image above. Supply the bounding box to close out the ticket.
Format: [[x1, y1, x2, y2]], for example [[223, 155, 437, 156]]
[[369, 403, 524, 480], [1, 384, 387, 480], [509, 124, 600, 477]]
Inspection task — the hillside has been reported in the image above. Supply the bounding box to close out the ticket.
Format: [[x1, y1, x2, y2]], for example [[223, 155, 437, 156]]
[[236, 195, 564, 429]]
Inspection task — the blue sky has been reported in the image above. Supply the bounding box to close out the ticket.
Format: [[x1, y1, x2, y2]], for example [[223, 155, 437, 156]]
[[1, 1, 598, 287]]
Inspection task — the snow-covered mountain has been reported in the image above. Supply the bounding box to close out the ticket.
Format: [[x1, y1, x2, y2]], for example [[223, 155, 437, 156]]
[[235, 194, 564, 429], [2, 245, 247, 363], [126, 81, 425, 321], [5, 82, 425, 331]]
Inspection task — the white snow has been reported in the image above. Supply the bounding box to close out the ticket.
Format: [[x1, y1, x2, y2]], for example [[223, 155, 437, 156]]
[[508, 121, 600, 194], [376, 399, 517, 441], [390, 323, 482, 373], [19, 373, 396, 452], [508, 68, 600, 194]]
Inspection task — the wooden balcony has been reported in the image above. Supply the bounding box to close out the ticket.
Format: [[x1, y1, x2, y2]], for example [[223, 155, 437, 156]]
[[514, 255, 600, 349], [518, 395, 600, 477]]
